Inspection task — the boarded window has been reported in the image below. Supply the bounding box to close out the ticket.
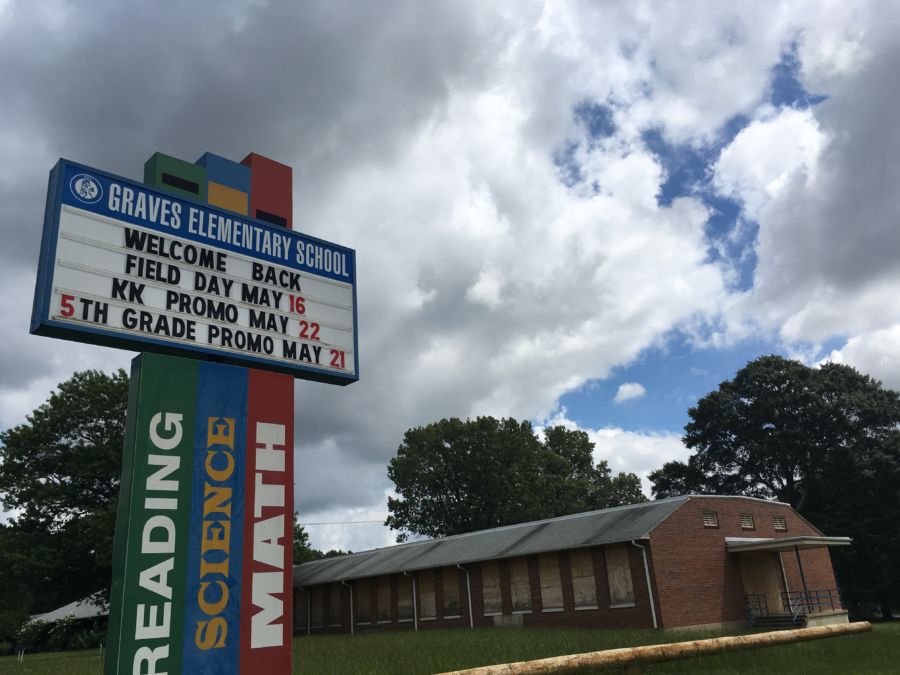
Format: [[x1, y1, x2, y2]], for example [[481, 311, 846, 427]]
[[419, 570, 436, 619], [376, 576, 391, 622], [605, 544, 635, 607], [702, 511, 719, 528], [295, 590, 309, 630], [773, 515, 787, 531], [442, 566, 461, 616], [570, 549, 598, 608], [740, 513, 755, 530], [538, 553, 563, 611], [398, 574, 414, 621], [327, 583, 341, 626], [356, 579, 372, 623], [311, 587, 325, 628], [481, 560, 502, 614], [509, 557, 532, 611]]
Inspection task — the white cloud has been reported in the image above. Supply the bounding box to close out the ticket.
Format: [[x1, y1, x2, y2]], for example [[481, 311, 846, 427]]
[[712, 8, 900, 376], [2, 2, 899, 552], [590, 427, 691, 497], [614, 382, 646, 403], [538, 412, 689, 497], [299, 500, 395, 554], [825, 324, 900, 391], [466, 266, 504, 307], [713, 106, 827, 221]]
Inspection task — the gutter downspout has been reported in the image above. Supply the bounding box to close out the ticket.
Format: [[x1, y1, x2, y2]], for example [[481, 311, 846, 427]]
[[341, 580, 354, 635], [457, 564, 474, 629], [632, 540, 658, 629], [403, 571, 418, 632]]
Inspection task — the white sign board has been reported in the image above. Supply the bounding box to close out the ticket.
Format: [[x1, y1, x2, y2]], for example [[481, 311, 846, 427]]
[[32, 160, 358, 384]]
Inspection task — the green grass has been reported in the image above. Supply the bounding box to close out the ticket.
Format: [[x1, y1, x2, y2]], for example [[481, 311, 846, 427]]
[[294, 623, 900, 674], [0, 647, 104, 675], [0, 623, 896, 674]]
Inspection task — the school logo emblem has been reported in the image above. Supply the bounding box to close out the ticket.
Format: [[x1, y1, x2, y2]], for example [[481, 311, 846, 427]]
[[70, 174, 103, 204]]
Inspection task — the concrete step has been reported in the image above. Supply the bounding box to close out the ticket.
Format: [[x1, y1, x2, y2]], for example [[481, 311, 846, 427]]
[[751, 613, 809, 630]]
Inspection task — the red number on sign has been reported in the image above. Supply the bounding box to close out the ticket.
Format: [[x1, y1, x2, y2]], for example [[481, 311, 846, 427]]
[[289, 294, 306, 315], [60, 294, 75, 317], [299, 320, 320, 341], [329, 349, 346, 369]]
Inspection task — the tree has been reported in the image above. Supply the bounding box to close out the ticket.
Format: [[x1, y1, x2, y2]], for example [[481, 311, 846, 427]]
[[293, 513, 321, 564], [385, 417, 646, 542], [0, 369, 128, 615], [649, 355, 900, 618]]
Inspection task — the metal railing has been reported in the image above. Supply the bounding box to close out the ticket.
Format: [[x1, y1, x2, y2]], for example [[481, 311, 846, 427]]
[[745, 593, 768, 623], [781, 589, 844, 619]]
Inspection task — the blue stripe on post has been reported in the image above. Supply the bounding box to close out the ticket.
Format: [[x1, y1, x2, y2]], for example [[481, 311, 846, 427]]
[[182, 361, 248, 674]]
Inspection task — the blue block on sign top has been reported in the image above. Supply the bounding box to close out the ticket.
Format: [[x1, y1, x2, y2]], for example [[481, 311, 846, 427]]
[[195, 152, 251, 194]]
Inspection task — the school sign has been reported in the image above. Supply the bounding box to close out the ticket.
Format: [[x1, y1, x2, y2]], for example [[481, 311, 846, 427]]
[[32, 156, 358, 384], [30, 151, 356, 674]]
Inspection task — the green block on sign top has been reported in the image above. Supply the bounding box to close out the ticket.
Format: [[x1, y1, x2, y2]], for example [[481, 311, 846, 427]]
[[144, 152, 208, 202]]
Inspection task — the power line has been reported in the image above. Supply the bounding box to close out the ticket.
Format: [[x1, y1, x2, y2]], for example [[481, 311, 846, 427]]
[[301, 520, 385, 526]]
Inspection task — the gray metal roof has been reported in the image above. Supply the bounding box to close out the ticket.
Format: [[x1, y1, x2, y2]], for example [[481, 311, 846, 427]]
[[30, 595, 107, 623], [294, 496, 690, 587]]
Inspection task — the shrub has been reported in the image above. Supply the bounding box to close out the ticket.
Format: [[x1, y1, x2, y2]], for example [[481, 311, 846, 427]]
[[68, 626, 102, 650], [47, 615, 77, 651], [15, 619, 50, 652]]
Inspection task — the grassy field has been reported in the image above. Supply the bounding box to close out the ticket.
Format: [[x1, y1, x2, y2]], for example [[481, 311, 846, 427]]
[[0, 622, 896, 674]]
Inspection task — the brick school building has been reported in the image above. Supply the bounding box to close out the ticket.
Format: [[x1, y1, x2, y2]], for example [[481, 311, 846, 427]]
[[292, 495, 850, 634]]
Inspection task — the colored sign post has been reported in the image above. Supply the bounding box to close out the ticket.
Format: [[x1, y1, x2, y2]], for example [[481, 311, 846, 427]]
[[30, 151, 356, 674]]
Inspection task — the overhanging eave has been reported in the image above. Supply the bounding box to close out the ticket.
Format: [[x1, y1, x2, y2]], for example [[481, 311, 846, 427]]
[[725, 536, 852, 553]]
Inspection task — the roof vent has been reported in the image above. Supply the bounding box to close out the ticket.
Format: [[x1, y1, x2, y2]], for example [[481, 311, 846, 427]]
[[702, 511, 719, 528], [773, 515, 787, 531], [740, 514, 755, 530]]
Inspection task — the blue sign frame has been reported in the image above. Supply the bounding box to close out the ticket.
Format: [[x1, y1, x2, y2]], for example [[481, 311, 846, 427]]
[[31, 159, 359, 385]]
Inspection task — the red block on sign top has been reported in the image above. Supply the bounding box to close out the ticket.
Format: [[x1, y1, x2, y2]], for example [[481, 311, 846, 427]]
[[242, 153, 293, 230], [240, 370, 294, 674]]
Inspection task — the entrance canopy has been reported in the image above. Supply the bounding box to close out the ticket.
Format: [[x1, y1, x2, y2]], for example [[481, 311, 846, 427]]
[[725, 536, 851, 553]]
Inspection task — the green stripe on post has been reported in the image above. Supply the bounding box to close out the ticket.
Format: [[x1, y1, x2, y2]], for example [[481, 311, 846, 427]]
[[105, 353, 199, 675]]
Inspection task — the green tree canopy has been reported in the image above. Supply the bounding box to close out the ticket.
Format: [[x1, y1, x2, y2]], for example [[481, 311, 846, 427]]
[[0, 369, 128, 622], [385, 416, 645, 542], [649, 355, 900, 617]]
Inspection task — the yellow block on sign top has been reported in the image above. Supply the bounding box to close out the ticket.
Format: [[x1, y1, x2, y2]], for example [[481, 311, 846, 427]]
[[207, 181, 249, 215]]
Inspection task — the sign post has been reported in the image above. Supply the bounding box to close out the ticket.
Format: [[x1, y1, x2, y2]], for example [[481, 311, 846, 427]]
[[31, 151, 356, 674]]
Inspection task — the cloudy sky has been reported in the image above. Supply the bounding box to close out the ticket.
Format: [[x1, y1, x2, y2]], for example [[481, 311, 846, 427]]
[[2, 1, 900, 553]]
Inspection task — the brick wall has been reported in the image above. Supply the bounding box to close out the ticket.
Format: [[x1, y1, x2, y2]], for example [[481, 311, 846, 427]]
[[648, 496, 839, 628]]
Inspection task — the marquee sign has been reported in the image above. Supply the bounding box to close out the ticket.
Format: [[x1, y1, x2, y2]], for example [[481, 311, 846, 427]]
[[31, 159, 358, 385]]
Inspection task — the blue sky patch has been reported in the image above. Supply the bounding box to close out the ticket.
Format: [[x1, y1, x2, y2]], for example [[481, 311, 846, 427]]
[[554, 331, 783, 434], [769, 42, 828, 109]]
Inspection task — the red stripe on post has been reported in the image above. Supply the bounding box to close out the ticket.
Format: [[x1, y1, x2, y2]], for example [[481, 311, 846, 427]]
[[240, 370, 294, 674]]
